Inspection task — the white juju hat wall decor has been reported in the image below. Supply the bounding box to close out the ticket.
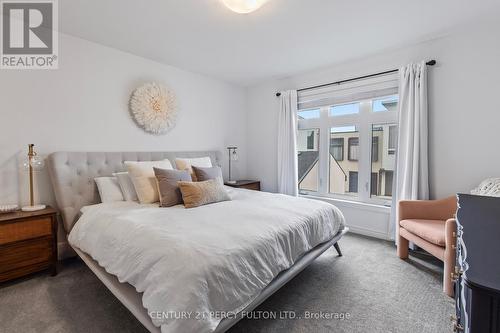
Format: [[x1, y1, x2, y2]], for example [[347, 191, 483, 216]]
[[130, 82, 177, 135]]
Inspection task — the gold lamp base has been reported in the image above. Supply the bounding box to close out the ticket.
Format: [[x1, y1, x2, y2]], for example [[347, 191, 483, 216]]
[[22, 204, 46, 212]]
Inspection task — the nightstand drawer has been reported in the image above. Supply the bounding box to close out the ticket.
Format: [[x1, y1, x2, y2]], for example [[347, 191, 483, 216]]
[[0, 237, 52, 274], [0, 217, 52, 245]]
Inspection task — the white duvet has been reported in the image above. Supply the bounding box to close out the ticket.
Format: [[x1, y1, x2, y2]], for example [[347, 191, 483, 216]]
[[68, 188, 345, 333]]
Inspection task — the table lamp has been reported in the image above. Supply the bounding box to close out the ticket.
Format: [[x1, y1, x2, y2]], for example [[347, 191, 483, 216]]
[[21, 144, 46, 212], [227, 146, 238, 184]]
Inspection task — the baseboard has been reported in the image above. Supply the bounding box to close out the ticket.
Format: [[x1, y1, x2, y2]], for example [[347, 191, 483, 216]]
[[347, 225, 390, 240]]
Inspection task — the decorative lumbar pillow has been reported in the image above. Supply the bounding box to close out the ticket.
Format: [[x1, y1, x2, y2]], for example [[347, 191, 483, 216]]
[[95, 177, 124, 203], [175, 157, 212, 181], [178, 178, 231, 208], [124, 160, 173, 204], [192, 165, 223, 183], [154, 168, 192, 207], [113, 172, 138, 202]]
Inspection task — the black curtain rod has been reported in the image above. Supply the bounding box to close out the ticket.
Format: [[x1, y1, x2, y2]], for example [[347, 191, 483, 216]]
[[275, 60, 436, 97]]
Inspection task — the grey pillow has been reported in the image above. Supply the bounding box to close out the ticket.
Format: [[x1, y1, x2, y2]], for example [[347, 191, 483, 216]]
[[154, 168, 192, 207], [192, 165, 223, 183]]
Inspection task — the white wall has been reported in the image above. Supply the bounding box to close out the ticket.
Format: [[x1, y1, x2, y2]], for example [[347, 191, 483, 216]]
[[0, 33, 247, 250], [246, 18, 500, 239]]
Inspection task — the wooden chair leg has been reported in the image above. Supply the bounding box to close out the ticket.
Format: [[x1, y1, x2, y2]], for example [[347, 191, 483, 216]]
[[397, 235, 409, 259], [333, 242, 343, 256], [443, 258, 455, 297]]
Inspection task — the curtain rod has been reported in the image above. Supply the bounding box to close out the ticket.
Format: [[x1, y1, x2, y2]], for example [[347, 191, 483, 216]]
[[275, 60, 436, 97]]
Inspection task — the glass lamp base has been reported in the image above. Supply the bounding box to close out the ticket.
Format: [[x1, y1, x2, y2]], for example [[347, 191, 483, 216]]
[[22, 204, 46, 212]]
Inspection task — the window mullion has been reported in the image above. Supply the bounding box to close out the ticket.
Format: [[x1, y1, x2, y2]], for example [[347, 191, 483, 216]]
[[318, 106, 329, 195], [358, 100, 371, 202]]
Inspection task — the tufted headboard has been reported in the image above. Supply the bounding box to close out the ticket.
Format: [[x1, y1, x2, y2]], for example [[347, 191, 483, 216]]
[[48, 151, 222, 232]]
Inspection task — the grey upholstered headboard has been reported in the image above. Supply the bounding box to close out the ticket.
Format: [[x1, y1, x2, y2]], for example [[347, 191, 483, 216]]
[[48, 151, 222, 232]]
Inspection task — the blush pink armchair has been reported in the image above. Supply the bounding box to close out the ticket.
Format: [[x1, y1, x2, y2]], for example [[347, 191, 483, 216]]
[[397, 196, 458, 297]]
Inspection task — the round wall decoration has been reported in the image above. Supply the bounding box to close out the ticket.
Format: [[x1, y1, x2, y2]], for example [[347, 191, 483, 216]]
[[130, 82, 177, 135]]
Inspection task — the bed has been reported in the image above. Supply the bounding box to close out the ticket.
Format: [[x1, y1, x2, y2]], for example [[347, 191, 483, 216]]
[[48, 151, 347, 333]]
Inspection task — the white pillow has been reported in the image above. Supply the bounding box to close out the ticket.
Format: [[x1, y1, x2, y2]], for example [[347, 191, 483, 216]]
[[113, 172, 138, 202], [124, 160, 173, 204], [94, 177, 124, 203], [175, 157, 212, 181], [471, 178, 500, 197]]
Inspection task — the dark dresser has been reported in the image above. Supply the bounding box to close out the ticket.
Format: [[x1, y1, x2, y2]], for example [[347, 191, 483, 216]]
[[454, 194, 500, 332]]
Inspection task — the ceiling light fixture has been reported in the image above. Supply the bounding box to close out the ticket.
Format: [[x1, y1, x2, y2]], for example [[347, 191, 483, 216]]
[[221, 0, 268, 14]]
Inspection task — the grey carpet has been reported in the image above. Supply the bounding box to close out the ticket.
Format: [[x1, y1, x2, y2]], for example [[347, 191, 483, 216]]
[[0, 234, 454, 333]]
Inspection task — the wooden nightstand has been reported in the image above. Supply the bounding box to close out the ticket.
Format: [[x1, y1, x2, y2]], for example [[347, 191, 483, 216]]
[[224, 180, 261, 191], [0, 207, 58, 283]]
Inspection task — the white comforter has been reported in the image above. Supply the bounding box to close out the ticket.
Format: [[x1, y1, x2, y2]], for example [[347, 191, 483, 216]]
[[69, 188, 345, 333]]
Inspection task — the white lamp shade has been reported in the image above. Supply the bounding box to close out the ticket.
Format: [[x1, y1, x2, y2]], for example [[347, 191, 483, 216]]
[[231, 150, 239, 161]]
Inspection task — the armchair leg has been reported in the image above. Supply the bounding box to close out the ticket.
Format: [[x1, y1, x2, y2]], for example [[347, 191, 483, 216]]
[[397, 235, 409, 259], [333, 242, 343, 257], [443, 259, 455, 297]]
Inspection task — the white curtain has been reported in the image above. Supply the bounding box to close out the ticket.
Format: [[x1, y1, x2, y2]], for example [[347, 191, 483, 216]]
[[391, 61, 430, 238], [277, 90, 299, 196]]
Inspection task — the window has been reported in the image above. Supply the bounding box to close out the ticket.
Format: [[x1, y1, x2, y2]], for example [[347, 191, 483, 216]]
[[307, 131, 314, 149], [348, 172, 358, 193], [372, 136, 379, 162], [384, 171, 394, 196], [297, 129, 319, 193], [330, 102, 360, 117], [348, 138, 359, 161], [371, 173, 378, 196], [371, 123, 397, 200], [330, 138, 344, 161], [330, 126, 357, 196], [298, 108, 320, 120], [373, 95, 398, 112], [297, 89, 398, 205], [388, 125, 397, 155], [296, 71, 398, 205]]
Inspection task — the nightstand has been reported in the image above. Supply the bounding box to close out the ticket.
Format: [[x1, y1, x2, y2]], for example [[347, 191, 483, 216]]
[[224, 180, 261, 191], [0, 207, 58, 283]]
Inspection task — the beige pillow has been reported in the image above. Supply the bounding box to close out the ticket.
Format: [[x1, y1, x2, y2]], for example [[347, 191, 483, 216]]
[[124, 160, 173, 204], [178, 179, 230, 208], [175, 157, 212, 181]]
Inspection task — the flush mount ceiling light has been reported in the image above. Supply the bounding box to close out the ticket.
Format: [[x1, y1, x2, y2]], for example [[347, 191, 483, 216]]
[[221, 0, 269, 14]]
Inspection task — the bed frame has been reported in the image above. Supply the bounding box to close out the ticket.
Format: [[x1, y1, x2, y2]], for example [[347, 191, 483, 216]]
[[48, 151, 347, 333]]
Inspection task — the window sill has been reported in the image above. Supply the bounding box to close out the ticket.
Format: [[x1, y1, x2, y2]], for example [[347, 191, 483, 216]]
[[300, 194, 391, 213]]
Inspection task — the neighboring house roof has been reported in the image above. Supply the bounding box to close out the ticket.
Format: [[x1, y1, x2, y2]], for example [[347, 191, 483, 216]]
[[297, 151, 318, 183], [298, 149, 347, 184]]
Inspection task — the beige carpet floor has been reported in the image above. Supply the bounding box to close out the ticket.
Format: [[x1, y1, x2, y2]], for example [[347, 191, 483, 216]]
[[0, 233, 454, 333]]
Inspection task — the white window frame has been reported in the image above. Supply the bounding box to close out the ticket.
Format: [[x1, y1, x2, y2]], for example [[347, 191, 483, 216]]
[[298, 96, 398, 206]]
